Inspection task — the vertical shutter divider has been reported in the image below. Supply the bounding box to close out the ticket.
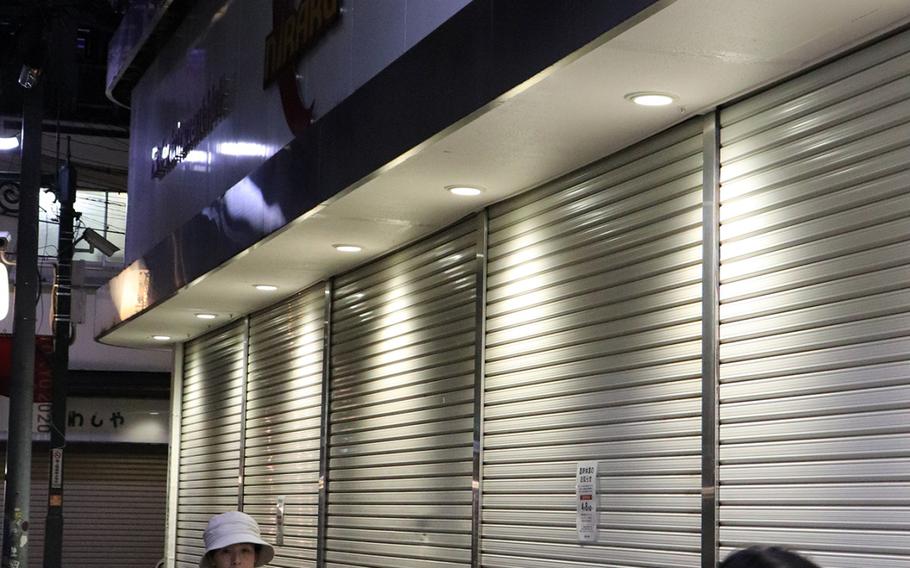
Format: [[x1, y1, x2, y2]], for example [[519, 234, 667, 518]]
[[238, 316, 250, 511], [701, 110, 721, 568], [471, 211, 489, 568], [317, 279, 334, 568]]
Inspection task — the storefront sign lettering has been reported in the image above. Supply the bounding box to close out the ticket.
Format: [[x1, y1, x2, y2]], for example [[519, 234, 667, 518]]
[[263, 0, 340, 88], [150, 76, 233, 180]]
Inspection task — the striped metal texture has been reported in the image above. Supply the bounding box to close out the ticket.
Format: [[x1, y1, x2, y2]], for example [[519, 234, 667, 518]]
[[0, 448, 167, 568], [325, 218, 480, 568], [177, 321, 247, 568], [244, 285, 327, 568], [483, 119, 704, 568], [717, 27, 910, 568]]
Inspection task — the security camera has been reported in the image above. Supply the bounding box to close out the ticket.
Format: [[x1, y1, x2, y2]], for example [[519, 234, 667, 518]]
[[76, 228, 120, 258], [0, 231, 10, 250]]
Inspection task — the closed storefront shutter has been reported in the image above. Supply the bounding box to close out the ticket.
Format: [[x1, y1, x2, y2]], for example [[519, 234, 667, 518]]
[[244, 285, 327, 568], [61, 450, 168, 567], [0, 447, 166, 568], [325, 219, 480, 568], [177, 322, 246, 567], [482, 120, 704, 568], [717, 29, 910, 568]]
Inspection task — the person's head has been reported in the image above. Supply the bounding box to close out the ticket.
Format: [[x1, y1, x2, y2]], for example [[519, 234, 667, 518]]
[[200, 511, 275, 568], [720, 546, 821, 568]]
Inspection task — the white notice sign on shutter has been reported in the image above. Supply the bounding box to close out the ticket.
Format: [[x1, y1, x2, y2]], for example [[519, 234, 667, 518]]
[[575, 461, 598, 542]]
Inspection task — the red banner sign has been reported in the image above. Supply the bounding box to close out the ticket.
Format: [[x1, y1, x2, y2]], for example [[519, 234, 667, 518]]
[[0, 335, 54, 403]]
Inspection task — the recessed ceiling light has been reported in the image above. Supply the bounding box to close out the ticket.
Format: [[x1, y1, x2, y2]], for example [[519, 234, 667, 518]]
[[254, 284, 278, 292], [152, 335, 171, 341], [334, 244, 362, 253], [195, 313, 217, 320], [0, 137, 19, 151], [447, 185, 483, 196], [625, 92, 677, 106]]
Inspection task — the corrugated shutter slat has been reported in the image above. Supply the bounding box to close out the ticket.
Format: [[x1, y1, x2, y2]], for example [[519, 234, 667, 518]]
[[717, 27, 910, 568], [243, 285, 326, 568], [326, 219, 478, 568], [483, 119, 704, 568]]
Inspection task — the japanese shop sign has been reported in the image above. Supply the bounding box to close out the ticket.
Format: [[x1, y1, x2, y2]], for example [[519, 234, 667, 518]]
[[576, 461, 599, 542], [0, 397, 169, 444]]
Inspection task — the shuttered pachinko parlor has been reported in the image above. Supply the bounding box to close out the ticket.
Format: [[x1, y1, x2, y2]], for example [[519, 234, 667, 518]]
[[243, 285, 327, 568], [325, 219, 481, 568], [716, 28, 910, 568], [177, 322, 247, 567], [482, 120, 705, 568]]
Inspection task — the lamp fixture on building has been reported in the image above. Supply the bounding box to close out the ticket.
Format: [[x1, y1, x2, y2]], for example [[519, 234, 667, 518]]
[[333, 244, 362, 253], [447, 185, 484, 196], [0, 136, 19, 151], [624, 91, 677, 106]]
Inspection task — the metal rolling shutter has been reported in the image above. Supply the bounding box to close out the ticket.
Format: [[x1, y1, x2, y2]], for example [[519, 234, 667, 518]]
[[177, 322, 246, 567], [0, 448, 166, 568], [483, 120, 704, 568], [326, 219, 480, 568], [717, 28, 910, 568], [61, 450, 167, 567], [244, 285, 327, 568]]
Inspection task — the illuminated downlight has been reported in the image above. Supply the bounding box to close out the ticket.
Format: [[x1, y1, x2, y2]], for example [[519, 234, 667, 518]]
[[334, 244, 363, 253], [0, 137, 19, 151], [254, 284, 278, 291], [152, 335, 171, 341], [447, 185, 483, 196], [625, 91, 677, 106]]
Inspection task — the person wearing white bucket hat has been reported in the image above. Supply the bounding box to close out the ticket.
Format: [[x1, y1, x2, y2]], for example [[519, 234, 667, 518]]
[[200, 511, 276, 568]]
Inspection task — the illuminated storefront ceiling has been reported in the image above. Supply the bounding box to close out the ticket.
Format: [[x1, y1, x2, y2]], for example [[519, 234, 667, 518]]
[[98, 0, 910, 347]]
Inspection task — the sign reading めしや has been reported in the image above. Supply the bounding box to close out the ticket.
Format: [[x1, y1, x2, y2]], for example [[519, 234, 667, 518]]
[[0, 397, 169, 443], [576, 461, 599, 542]]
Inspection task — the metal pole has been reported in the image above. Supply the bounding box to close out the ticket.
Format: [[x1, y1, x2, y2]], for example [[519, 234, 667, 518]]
[[42, 156, 75, 568], [2, 78, 43, 568]]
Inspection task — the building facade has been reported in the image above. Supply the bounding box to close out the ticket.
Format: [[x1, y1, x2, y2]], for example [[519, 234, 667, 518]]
[[100, 2, 910, 567]]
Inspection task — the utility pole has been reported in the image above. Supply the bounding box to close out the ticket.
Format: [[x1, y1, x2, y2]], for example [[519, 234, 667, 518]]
[[42, 148, 75, 568], [1, 78, 43, 568]]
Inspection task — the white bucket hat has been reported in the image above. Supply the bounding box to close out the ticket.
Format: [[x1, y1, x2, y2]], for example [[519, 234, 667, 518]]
[[200, 511, 275, 567]]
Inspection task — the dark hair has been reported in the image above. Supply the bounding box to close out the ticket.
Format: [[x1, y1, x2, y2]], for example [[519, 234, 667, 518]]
[[720, 546, 821, 568]]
